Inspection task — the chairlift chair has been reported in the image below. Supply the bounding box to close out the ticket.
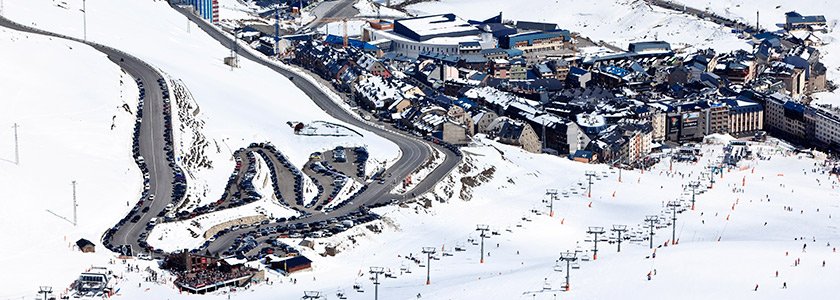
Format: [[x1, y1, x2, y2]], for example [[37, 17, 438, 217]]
[[571, 262, 581, 269]]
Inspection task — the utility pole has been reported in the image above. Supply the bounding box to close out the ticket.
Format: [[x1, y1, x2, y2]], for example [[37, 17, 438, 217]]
[[72, 180, 78, 226], [544, 189, 558, 217], [422, 247, 436, 285], [12, 123, 19, 165], [585, 226, 606, 260], [476, 224, 490, 263], [585, 171, 596, 197], [688, 181, 700, 210], [668, 201, 680, 245], [644, 215, 658, 249], [559, 252, 577, 291], [612, 225, 627, 252], [369, 266, 384, 300], [82, 0, 87, 41]]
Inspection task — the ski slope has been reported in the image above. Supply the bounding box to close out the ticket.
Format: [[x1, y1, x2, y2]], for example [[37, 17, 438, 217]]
[[0, 26, 140, 299]]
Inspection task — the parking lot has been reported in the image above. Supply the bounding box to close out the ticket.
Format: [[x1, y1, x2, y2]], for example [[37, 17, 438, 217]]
[[302, 146, 369, 212]]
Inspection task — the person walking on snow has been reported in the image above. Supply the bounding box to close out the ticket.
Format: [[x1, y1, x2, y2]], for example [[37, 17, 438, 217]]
[[754, 284, 759, 291]]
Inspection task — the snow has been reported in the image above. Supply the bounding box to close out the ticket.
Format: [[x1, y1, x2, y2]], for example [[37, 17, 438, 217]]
[[355, 0, 409, 18], [2, 0, 399, 209], [0, 26, 139, 298], [407, 0, 751, 54], [4, 0, 840, 299], [315, 20, 367, 37]]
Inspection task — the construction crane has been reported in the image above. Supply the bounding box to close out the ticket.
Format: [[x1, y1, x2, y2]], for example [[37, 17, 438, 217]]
[[314, 17, 366, 49]]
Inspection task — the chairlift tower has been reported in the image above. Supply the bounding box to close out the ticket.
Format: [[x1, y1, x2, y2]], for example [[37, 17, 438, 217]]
[[585, 226, 606, 260], [38, 286, 52, 300], [668, 201, 681, 245], [585, 171, 597, 198], [611, 225, 627, 252], [559, 252, 577, 291], [369, 266, 384, 300], [688, 181, 700, 210], [545, 189, 558, 217], [422, 247, 436, 285], [302, 291, 321, 300], [644, 215, 659, 249], [477, 224, 490, 263]]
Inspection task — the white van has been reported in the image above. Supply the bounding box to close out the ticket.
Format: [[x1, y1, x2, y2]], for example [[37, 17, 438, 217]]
[[149, 218, 158, 226]]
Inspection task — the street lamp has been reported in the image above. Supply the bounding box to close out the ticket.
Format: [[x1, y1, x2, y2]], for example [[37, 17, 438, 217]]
[[612, 225, 628, 252], [559, 252, 578, 291], [585, 226, 605, 260], [422, 247, 436, 285], [369, 266, 384, 300], [476, 224, 490, 263]]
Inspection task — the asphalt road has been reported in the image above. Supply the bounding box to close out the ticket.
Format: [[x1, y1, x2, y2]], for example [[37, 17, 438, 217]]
[[301, 0, 361, 32], [0, 16, 175, 255], [170, 5, 461, 254]]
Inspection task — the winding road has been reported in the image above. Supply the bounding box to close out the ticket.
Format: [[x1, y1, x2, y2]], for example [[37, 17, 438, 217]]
[[0, 1, 461, 258], [170, 4, 461, 254]]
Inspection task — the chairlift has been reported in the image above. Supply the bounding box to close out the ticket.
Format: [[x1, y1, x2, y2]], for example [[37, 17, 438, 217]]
[[571, 262, 581, 269], [543, 279, 552, 290], [580, 254, 591, 261], [337, 289, 347, 299], [554, 262, 564, 272]]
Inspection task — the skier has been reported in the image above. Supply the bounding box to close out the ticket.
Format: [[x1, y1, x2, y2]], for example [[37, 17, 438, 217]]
[[783, 282, 787, 289], [754, 284, 759, 291], [775, 271, 778, 277]]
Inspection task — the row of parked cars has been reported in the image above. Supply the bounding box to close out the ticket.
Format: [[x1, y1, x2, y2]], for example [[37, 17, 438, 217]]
[[424, 135, 463, 157], [217, 208, 381, 260], [103, 77, 184, 257]]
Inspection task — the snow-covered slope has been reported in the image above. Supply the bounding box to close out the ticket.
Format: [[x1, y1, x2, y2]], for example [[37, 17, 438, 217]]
[[2, 0, 400, 210], [0, 27, 139, 298], [407, 0, 751, 53]]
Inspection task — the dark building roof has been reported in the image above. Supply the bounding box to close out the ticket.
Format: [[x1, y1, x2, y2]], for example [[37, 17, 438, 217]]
[[628, 41, 672, 53], [499, 29, 570, 49], [785, 11, 826, 25], [515, 21, 558, 31], [480, 22, 518, 39], [76, 238, 95, 248]]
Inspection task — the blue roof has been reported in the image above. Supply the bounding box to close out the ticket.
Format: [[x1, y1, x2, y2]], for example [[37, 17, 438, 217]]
[[783, 101, 806, 113], [418, 51, 460, 64], [786, 11, 826, 25], [324, 34, 378, 50], [601, 65, 631, 78], [499, 29, 570, 49], [571, 150, 594, 159], [504, 48, 524, 57]]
